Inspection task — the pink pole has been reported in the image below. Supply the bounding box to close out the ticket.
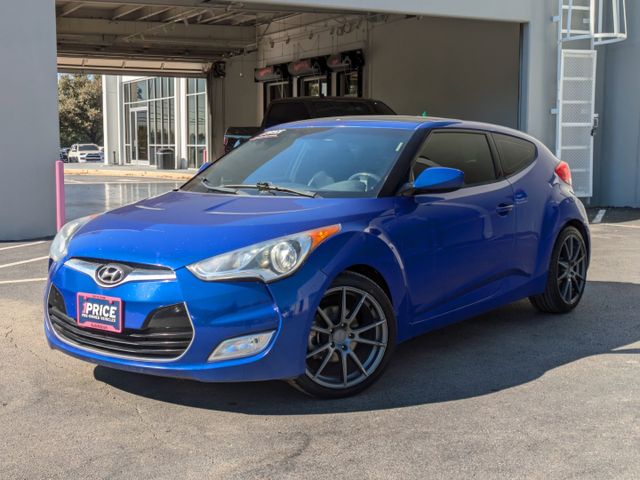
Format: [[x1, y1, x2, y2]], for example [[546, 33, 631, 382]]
[[55, 160, 66, 231], [202, 148, 207, 165]]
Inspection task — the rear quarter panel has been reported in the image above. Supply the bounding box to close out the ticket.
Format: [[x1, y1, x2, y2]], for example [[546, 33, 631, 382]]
[[507, 143, 589, 295]]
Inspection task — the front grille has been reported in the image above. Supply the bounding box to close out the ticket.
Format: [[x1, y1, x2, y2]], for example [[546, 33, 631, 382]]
[[48, 286, 193, 360]]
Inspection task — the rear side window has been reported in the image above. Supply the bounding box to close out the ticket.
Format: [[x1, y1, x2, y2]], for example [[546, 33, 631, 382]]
[[311, 101, 374, 118], [263, 102, 310, 128], [493, 133, 537, 176], [414, 131, 497, 186]]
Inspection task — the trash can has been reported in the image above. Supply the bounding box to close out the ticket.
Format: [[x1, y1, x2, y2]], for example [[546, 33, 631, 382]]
[[156, 148, 176, 170]]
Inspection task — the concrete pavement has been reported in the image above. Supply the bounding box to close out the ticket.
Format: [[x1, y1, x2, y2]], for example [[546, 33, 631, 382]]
[[0, 202, 638, 479]]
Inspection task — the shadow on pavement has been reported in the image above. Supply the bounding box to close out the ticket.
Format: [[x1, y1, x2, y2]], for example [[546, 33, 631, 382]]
[[94, 280, 640, 414]]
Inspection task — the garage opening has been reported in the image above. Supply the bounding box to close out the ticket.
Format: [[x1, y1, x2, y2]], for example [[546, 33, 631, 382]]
[[56, 2, 523, 168]]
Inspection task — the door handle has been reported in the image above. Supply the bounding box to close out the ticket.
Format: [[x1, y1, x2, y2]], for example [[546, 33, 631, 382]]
[[496, 203, 514, 216]]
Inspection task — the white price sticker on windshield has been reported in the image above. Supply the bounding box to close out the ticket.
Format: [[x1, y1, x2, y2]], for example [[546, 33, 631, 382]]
[[251, 129, 286, 141]]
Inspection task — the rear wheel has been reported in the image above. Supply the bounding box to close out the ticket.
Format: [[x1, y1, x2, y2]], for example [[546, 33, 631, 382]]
[[530, 226, 588, 313], [291, 272, 396, 398]]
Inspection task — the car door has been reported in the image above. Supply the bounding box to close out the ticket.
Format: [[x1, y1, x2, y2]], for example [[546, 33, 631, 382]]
[[392, 130, 516, 322]]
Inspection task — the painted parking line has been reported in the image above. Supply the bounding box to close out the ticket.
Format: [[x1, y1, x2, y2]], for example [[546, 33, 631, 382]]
[[0, 255, 49, 270], [0, 241, 46, 252], [0, 277, 48, 285], [592, 209, 606, 224]]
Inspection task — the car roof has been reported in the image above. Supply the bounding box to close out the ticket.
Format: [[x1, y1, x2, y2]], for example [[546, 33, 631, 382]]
[[274, 115, 539, 140]]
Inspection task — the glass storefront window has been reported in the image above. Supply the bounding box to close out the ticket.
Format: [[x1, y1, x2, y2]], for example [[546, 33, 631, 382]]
[[134, 80, 147, 101], [300, 76, 328, 97], [123, 76, 176, 165], [187, 95, 196, 144], [162, 99, 169, 144], [264, 81, 291, 111], [197, 95, 206, 144], [149, 102, 156, 144], [169, 99, 175, 144], [186, 78, 207, 169], [338, 71, 361, 97]]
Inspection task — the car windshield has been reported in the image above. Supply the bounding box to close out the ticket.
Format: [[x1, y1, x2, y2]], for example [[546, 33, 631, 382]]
[[182, 127, 413, 198], [79, 144, 99, 151]]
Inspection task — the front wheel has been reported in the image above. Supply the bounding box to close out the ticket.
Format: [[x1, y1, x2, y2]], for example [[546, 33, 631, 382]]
[[291, 272, 396, 398], [530, 226, 588, 313]]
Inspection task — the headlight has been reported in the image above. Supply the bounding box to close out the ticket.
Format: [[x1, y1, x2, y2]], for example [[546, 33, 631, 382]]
[[49, 215, 95, 263], [187, 224, 341, 282]]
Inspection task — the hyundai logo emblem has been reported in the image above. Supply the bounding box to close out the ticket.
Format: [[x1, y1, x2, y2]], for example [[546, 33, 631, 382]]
[[96, 264, 126, 286]]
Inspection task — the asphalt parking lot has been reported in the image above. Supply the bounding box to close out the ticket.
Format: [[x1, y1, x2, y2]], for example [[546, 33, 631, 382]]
[[1, 180, 639, 478]]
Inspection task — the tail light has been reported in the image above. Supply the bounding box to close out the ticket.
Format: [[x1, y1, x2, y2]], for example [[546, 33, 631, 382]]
[[555, 161, 572, 186]]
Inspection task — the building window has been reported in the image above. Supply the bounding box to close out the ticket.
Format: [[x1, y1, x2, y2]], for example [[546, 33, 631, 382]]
[[186, 78, 207, 169], [337, 70, 362, 97], [264, 80, 291, 111], [299, 75, 329, 97], [123, 77, 176, 166]]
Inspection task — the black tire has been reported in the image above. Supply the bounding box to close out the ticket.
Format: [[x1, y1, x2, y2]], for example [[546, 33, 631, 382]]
[[291, 271, 397, 398], [530, 226, 588, 314]]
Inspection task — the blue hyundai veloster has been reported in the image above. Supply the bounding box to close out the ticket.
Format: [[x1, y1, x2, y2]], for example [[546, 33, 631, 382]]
[[45, 117, 590, 397]]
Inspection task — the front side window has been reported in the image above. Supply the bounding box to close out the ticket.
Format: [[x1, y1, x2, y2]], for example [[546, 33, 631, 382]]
[[413, 131, 497, 186], [182, 127, 413, 198], [493, 133, 537, 176]]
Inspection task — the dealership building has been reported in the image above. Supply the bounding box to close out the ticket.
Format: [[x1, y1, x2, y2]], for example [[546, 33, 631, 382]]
[[1, 0, 639, 240]]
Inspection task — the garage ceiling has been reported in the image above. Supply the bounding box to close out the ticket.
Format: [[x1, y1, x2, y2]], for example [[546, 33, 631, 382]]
[[56, 0, 364, 75]]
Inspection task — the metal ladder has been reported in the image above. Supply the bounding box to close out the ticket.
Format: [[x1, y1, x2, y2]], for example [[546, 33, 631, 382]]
[[554, 0, 627, 198]]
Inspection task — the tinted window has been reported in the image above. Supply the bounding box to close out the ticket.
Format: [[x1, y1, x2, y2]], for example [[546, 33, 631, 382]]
[[263, 102, 310, 128], [414, 132, 496, 185], [310, 100, 394, 118], [494, 134, 537, 176], [371, 101, 395, 115], [311, 101, 373, 118]]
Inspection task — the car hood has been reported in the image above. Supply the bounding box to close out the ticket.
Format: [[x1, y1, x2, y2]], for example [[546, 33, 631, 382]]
[[67, 191, 392, 269]]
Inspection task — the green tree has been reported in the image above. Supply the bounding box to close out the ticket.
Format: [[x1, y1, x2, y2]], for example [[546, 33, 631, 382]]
[[58, 74, 103, 147]]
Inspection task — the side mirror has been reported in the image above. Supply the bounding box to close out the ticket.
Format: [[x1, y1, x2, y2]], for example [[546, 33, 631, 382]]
[[405, 167, 464, 195], [197, 162, 212, 174]]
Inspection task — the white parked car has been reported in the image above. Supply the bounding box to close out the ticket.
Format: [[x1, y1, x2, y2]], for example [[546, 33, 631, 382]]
[[68, 143, 104, 163]]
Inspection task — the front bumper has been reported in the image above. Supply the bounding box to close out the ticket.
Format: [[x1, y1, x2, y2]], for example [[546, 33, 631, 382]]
[[44, 259, 328, 382]]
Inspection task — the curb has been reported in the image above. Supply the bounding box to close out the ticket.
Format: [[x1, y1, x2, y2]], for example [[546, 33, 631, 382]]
[[64, 167, 193, 181]]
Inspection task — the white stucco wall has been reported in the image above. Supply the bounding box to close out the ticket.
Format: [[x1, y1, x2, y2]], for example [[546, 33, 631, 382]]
[[0, 0, 59, 240]]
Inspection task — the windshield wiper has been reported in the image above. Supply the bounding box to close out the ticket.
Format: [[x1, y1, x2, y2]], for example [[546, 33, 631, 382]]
[[224, 182, 318, 198], [200, 178, 240, 194]]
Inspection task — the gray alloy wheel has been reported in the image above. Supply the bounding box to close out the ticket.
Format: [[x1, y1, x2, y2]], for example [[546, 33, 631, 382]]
[[556, 232, 588, 304], [530, 226, 588, 313], [291, 272, 396, 398]]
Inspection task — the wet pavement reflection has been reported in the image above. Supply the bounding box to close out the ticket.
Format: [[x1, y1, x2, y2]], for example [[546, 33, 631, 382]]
[[65, 177, 182, 221]]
